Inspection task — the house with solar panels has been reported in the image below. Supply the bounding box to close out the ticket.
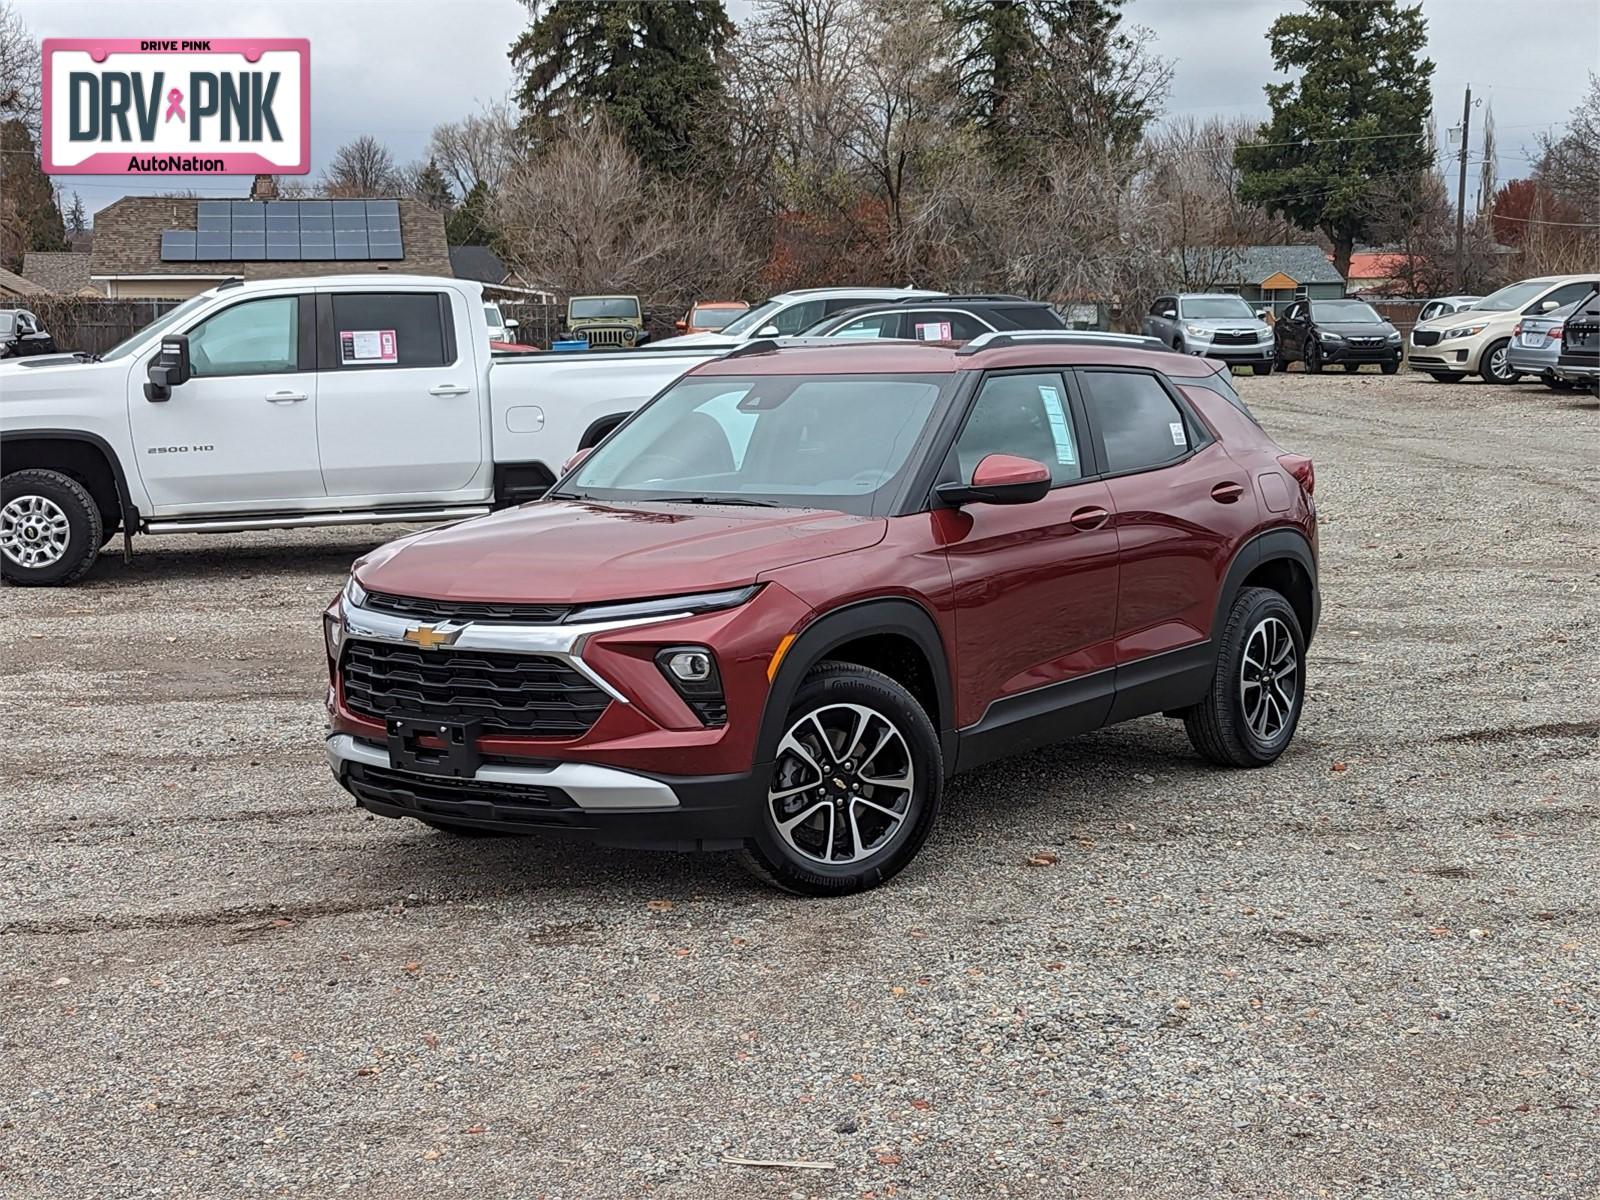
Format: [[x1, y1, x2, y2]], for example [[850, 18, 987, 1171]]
[[85, 177, 453, 299]]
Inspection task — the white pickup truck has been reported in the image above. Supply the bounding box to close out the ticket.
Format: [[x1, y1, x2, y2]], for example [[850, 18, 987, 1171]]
[[0, 273, 733, 586]]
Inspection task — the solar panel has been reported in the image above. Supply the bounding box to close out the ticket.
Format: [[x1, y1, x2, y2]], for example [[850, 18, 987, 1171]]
[[160, 199, 405, 263]]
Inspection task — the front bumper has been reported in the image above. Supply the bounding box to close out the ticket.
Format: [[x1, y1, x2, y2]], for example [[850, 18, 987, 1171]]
[[1318, 341, 1400, 364], [1555, 358, 1600, 383], [1507, 342, 1559, 375], [1183, 340, 1274, 362], [327, 733, 761, 850]]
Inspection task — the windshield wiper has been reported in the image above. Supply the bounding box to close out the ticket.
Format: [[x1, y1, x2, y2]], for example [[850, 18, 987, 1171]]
[[631, 495, 782, 507]]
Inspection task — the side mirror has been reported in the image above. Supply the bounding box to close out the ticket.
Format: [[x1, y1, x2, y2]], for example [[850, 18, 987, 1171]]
[[1255, 309, 1270, 320], [756, 324, 780, 338], [560, 446, 594, 475], [1538, 299, 1559, 313], [936, 454, 1051, 507], [675, 318, 688, 331], [505, 317, 519, 331], [1160, 308, 1177, 319], [144, 334, 192, 402]]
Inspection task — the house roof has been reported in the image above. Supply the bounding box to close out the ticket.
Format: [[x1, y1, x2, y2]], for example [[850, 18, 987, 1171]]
[[1345, 251, 1414, 280], [88, 196, 452, 281], [448, 245, 509, 285], [0, 265, 50, 297], [1182, 244, 1346, 287], [23, 251, 100, 295]]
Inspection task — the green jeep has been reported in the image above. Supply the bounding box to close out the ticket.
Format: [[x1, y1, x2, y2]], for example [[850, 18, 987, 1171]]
[[565, 295, 648, 349]]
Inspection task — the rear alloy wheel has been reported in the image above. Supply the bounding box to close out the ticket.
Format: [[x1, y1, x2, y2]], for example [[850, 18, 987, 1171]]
[[1, 469, 103, 586], [1480, 338, 1521, 384], [743, 663, 941, 895], [1184, 587, 1306, 767]]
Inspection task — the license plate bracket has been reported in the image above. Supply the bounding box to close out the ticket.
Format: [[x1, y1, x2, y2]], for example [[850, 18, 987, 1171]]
[[386, 717, 483, 778]]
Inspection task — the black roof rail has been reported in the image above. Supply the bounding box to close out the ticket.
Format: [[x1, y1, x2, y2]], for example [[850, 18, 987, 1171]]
[[954, 330, 1168, 356], [892, 293, 1032, 305], [721, 338, 782, 359], [216, 276, 246, 290]]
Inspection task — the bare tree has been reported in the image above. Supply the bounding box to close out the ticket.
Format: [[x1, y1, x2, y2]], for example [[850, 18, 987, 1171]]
[[429, 100, 521, 196], [1535, 72, 1600, 225], [495, 118, 760, 316], [321, 135, 399, 198], [0, 0, 39, 131]]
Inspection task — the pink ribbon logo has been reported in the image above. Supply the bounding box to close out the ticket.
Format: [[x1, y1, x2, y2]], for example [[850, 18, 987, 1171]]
[[164, 88, 185, 123]]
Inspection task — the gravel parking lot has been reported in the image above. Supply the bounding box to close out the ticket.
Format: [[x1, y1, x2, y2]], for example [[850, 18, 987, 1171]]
[[4, 371, 1598, 1199]]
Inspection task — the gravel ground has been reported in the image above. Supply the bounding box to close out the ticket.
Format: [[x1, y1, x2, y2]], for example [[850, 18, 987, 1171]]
[[3, 371, 1598, 1199]]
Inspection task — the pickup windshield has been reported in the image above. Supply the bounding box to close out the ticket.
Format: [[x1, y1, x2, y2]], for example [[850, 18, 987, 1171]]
[[100, 293, 213, 361], [559, 373, 951, 516], [570, 297, 639, 320], [1180, 296, 1255, 320]]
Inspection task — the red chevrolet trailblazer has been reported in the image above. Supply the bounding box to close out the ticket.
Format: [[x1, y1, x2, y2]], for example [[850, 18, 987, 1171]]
[[323, 332, 1318, 894]]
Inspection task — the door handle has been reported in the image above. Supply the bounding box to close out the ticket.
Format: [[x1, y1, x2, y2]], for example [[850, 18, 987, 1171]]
[[1069, 505, 1110, 531], [1211, 481, 1245, 504], [265, 390, 307, 403], [428, 383, 470, 397]]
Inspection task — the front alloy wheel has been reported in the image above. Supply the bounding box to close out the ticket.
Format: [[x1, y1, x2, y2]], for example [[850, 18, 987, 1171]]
[[1480, 338, 1521, 384], [743, 663, 942, 895]]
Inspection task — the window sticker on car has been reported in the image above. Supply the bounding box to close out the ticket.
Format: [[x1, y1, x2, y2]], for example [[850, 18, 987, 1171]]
[[1169, 421, 1186, 447], [915, 321, 952, 341], [339, 329, 397, 364], [1037, 384, 1077, 465]]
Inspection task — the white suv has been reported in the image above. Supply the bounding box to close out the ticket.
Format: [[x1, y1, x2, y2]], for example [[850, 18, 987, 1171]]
[[1409, 274, 1599, 384], [665, 287, 943, 347]]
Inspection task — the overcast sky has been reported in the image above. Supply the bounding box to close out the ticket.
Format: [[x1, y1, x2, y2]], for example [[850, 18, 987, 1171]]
[[20, 0, 1598, 220]]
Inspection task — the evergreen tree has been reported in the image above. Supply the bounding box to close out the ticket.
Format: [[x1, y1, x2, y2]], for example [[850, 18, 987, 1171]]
[[1234, 1, 1434, 281], [66, 191, 88, 238], [445, 179, 497, 246], [0, 119, 67, 271], [510, 0, 733, 177], [412, 158, 455, 213]]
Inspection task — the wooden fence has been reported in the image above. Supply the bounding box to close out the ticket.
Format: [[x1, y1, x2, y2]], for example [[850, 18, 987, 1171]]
[[28, 297, 181, 356]]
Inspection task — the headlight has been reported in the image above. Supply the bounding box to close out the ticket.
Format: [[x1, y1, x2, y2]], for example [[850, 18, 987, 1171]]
[[1386, 331, 1402, 344], [567, 584, 760, 624], [1443, 323, 1487, 340], [1319, 331, 1345, 342], [323, 610, 345, 659], [343, 576, 368, 610], [1257, 328, 1274, 342], [1183, 324, 1209, 337]]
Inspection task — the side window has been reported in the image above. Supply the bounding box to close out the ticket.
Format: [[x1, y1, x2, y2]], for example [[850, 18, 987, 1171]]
[[954, 372, 1082, 486], [1532, 282, 1596, 312], [1149, 297, 1170, 317], [16, 312, 36, 333], [187, 296, 299, 378], [831, 313, 900, 339], [1419, 302, 1440, 322], [329, 293, 450, 368], [1081, 370, 1193, 474], [911, 311, 987, 341], [770, 298, 827, 334]]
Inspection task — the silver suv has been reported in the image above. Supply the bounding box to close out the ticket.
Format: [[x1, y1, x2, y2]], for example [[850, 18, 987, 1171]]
[[665, 287, 944, 347], [1143, 293, 1276, 374]]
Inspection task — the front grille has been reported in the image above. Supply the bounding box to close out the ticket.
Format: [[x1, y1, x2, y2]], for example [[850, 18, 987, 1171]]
[[1350, 336, 1384, 347], [1211, 331, 1257, 347], [1412, 329, 1441, 347], [584, 327, 634, 348], [342, 641, 610, 737], [362, 591, 571, 625], [344, 761, 579, 825]]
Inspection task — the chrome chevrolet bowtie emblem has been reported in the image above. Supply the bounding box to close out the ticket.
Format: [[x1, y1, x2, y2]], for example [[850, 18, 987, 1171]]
[[402, 623, 459, 650]]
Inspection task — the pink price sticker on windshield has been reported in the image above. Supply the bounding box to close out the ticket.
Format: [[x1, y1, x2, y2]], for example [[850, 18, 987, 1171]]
[[42, 38, 310, 175]]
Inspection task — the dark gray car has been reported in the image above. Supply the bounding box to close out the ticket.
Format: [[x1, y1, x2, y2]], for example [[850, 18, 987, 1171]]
[[1142, 293, 1276, 373], [1273, 298, 1402, 374]]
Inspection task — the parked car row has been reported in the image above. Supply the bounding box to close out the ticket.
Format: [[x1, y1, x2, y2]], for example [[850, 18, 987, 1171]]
[[1408, 273, 1598, 386]]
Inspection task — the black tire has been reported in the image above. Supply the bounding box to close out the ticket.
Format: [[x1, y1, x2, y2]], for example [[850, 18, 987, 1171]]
[[1479, 338, 1521, 384], [1184, 586, 1306, 768], [1342, 362, 1359, 373], [742, 662, 942, 896], [1304, 343, 1323, 374], [1429, 372, 1465, 383], [1, 468, 103, 587], [1274, 343, 1290, 371], [1544, 376, 1575, 391], [1252, 363, 1273, 376], [1381, 360, 1400, 375], [418, 819, 524, 838]]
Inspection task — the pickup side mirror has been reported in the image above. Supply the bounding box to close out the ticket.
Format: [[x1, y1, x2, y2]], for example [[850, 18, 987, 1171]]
[[144, 334, 192, 402], [504, 317, 519, 331], [675, 318, 688, 331], [936, 454, 1051, 507], [560, 446, 594, 475]]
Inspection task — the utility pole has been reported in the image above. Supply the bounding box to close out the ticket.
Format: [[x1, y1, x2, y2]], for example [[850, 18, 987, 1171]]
[[1454, 84, 1472, 291]]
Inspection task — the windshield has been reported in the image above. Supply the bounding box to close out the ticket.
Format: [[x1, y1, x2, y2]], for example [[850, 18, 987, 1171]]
[[1474, 280, 1555, 312], [569, 297, 639, 320], [690, 304, 744, 330], [0, 313, 13, 333], [1311, 300, 1382, 323], [1180, 296, 1255, 320], [483, 304, 504, 328], [720, 299, 784, 336], [560, 373, 952, 516], [101, 293, 214, 361]]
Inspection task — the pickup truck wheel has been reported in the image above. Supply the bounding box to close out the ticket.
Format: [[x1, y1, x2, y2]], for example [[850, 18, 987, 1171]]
[[742, 663, 942, 896], [1, 469, 103, 586], [1184, 587, 1306, 768]]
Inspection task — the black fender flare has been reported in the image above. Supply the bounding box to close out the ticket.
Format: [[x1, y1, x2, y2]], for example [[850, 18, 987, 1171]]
[[578, 411, 631, 450], [1213, 526, 1319, 645], [755, 597, 956, 767], [0, 427, 139, 527]]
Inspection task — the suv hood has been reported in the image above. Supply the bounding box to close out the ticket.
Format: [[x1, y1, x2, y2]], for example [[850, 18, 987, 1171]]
[[1182, 317, 1270, 334], [355, 499, 887, 605], [1415, 308, 1512, 333], [1318, 320, 1398, 337]]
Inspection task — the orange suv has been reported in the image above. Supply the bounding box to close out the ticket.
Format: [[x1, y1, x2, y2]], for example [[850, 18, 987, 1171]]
[[677, 301, 749, 335]]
